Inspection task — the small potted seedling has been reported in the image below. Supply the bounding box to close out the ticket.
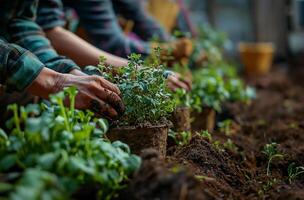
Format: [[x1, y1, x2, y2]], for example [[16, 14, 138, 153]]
[[190, 67, 228, 132], [99, 54, 175, 156]]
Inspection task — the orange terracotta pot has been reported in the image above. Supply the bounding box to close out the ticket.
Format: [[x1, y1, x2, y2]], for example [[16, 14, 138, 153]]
[[239, 42, 274, 76]]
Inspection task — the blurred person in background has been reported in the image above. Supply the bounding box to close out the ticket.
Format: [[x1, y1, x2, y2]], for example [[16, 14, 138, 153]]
[[36, 0, 191, 91]]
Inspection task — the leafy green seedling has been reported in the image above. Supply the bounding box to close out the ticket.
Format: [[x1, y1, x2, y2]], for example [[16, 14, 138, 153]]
[[287, 162, 304, 184], [224, 139, 238, 152], [199, 130, 212, 141], [218, 119, 232, 136], [262, 143, 284, 176], [168, 130, 191, 146]]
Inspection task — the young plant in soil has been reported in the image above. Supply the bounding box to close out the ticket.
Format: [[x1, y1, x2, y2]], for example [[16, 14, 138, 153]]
[[199, 130, 212, 142], [98, 53, 175, 155], [0, 87, 141, 200], [168, 130, 191, 146], [262, 143, 284, 176], [218, 119, 233, 136], [287, 162, 304, 184], [99, 53, 175, 126]]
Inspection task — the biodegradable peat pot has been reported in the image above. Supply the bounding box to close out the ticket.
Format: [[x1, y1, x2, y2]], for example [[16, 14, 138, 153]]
[[238, 42, 274, 76], [191, 108, 216, 132], [170, 106, 191, 132], [107, 124, 169, 157]]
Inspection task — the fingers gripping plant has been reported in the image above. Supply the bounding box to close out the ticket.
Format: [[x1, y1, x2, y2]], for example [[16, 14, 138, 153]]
[[262, 143, 284, 176], [0, 87, 141, 200]]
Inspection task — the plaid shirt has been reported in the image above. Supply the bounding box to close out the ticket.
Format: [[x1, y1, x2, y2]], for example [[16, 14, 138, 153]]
[[37, 0, 170, 58], [0, 39, 44, 92], [0, 0, 79, 74]]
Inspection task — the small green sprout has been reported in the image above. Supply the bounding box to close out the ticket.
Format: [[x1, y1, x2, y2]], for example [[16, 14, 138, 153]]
[[199, 130, 212, 141], [168, 130, 191, 146], [218, 119, 232, 136], [262, 143, 284, 176], [287, 162, 304, 184], [224, 139, 238, 152]]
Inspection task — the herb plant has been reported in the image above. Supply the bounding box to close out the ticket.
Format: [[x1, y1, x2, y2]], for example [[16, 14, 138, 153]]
[[0, 87, 141, 199], [262, 143, 284, 176], [99, 53, 175, 126], [287, 162, 304, 184]]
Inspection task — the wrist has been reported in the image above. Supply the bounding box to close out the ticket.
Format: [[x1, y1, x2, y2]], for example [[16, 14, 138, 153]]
[[27, 68, 68, 99]]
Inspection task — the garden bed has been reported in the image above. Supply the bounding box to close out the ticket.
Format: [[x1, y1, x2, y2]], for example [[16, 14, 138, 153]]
[[124, 66, 304, 200]]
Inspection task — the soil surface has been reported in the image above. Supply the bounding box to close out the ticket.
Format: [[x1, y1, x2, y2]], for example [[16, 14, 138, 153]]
[[125, 66, 304, 200]]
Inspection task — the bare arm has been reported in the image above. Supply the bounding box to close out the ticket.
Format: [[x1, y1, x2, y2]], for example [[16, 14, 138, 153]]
[[45, 27, 128, 67]]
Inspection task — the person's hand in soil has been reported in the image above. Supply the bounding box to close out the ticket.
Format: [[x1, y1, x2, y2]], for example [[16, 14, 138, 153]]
[[27, 68, 124, 120], [166, 72, 192, 92]]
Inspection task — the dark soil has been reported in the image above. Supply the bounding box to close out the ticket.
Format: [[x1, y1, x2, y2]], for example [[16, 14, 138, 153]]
[[125, 66, 304, 200]]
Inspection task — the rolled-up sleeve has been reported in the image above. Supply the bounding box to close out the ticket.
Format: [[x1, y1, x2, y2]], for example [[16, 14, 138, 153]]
[[36, 0, 66, 30], [0, 39, 44, 92], [5, 0, 79, 73]]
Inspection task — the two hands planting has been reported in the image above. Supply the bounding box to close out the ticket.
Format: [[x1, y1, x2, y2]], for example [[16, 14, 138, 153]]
[[27, 67, 190, 120]]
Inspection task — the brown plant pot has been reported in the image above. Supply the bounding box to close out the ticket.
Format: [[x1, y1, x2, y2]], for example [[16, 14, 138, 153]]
[[239, 42, 274, 76], [107, 124, 169, 157], [191, 108, 216, 132], [170, 106, 191, 132]]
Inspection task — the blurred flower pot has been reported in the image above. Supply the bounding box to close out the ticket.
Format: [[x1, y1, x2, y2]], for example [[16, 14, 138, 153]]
[[239, 42, 274, 76], [170, 106, 191, 132], [191, 107, 216, 132]]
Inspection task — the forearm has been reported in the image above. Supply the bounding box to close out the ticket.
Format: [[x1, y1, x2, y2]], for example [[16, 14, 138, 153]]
[[45, 27, 128, 67]]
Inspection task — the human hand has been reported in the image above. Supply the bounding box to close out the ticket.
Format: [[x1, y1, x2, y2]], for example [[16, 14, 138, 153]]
[[166, 71, 192, 92], [27, 68, 124, 120]]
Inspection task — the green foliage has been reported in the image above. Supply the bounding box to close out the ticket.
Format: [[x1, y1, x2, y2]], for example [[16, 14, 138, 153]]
[[0, 87, 141, 199], [199, 130, 212, 141], [218, 119, 233, 136], [224, 139, 238, 152], [99, 53, 175, 126], [262, 143, 284, 176], [168, 130, 191, 146], [190, 25, 230, 67], [190, 67, 229, 112], [188, 25, 255, 112], [172, 88, 191, 108], [287, 162, 304, 184]]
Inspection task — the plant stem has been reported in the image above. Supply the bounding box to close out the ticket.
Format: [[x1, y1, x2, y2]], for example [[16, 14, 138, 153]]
[[12, 105, 22, 135], [59, 100, 71, 132]]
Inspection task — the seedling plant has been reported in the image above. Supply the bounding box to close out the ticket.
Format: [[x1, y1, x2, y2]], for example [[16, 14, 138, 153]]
[[168, 130, 192, 146], [0, 87, 141, 200], [262, 143, 284, 176], [287, 162, 304, 184], [99, 53, 175, 126]]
